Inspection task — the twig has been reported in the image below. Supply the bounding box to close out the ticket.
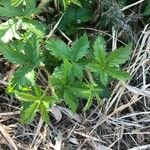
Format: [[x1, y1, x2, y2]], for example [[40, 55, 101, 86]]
[[120, 0, 145, 11]]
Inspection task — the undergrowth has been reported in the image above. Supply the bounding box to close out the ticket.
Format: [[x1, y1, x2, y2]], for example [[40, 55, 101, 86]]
[[0, 0, 148, 124]]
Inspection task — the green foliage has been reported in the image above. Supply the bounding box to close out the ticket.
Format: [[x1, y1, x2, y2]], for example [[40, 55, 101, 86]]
[[0, 0, 39, 17], [0, 0, 133, 124], [11, 0, 24, 7], [0, 34, 42, 90], [15, 87, 59, 123], [143, 1, 150, 16], [59, 3, 93, 35], [87, 36, 132, 86]]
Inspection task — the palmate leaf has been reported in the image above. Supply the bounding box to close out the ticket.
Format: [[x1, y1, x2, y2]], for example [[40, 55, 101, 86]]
[[15, 87, 60, 123], [106, 43, 132, 66], [87, 39, 132, 86], [70, 33, 89, 62], [46, 34, 89, 81], [46, 39, 70, 60], [76, 83, 101, 111], [0, 34, 42, 89]]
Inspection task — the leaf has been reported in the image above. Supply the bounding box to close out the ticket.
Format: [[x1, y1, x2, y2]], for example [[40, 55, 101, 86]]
[[70, 33, 89, 62], [59, 5, 92, 35], [0, 1, 23, 17], [15, 91, 39, 102], [62, 59, 74, 82], [0, 42, 28, 64], [99, 70, 108, 86], [72, 63, 83, 80], [107, 67, 131, 81], [93, 36, 106, 64], [46, 39, 70, 60], [15, 86, 60, 123], [64, 89, 78, 113], [106, 43, 132, 66], [0, 35, 41, 89], [21, 101, 39, 123], [22, 18, 46, 38]]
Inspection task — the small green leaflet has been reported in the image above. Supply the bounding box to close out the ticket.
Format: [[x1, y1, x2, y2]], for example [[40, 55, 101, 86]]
[[106, 43, 132, 66], [93, 36, 106, 65], [21, 101, 39, 123], [64, 89, 78, 113], [107, 67, 131, 81], [46, 39, 70, 60], [70, 33, 89, 62]]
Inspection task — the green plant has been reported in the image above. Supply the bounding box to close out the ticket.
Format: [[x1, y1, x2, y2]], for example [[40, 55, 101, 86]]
[[0, 0, 132, 123], [59, 1, 94, 35]]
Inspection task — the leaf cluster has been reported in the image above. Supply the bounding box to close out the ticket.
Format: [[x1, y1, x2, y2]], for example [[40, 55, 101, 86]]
[[0, 0, 132, 123]]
